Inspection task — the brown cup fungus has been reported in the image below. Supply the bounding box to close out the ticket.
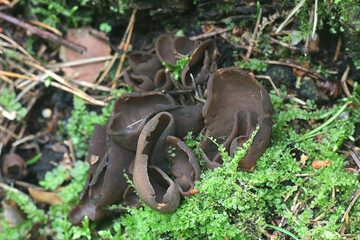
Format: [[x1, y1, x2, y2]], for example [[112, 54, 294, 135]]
[[107, 92, 176, 151], [201, 67, 273, 170], [1, 153, 28, 180], [181, 39, 217, 89], [166, 136, 201, 197], [133, 112, 180, 213], [69, 33, 273, 224]]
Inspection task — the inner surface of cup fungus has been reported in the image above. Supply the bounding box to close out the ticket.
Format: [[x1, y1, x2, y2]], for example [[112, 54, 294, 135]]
[[155, 34, 177, 66], [201, 67, 273, 170], [124, 71, 155, 92], [69, 33, 273, 224], [107, 92, 176, 151], [166, 135, 201, 197], [1, 153, 28, 180], [128, 51, 162, 79], [181, 39, 217, 88], [133, 112, 180, 213]]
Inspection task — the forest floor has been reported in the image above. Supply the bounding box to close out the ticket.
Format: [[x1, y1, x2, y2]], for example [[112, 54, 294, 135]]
[[1, 1, 360, 239]]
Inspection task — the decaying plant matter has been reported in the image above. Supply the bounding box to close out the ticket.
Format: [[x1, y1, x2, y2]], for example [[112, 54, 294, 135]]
[[69, 34, 273, 224]]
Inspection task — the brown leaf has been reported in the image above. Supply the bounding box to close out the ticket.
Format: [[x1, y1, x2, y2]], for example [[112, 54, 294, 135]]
[[2, 199, 25, 226], [28, 187, 63, 205], [59, 27, 111, 83]]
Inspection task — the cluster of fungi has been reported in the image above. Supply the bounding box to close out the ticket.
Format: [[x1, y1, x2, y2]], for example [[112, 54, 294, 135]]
[[68, 34, 273, 225]]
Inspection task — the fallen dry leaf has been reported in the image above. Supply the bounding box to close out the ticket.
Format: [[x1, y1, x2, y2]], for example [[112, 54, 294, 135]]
[[59, 27, 111, 83], [29, 187, 63, 205], [2, 199, 25, 227]]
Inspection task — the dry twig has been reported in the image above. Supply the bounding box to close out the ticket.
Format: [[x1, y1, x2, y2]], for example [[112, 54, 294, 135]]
[[0, 11, 86, 53], [334, 37, 342, 61], [114, 8, 138, 83], [96, 8, 137, 88], [255, 75, 281, 97], [189, 27, 231, 41], [245, 8, 262, 60], [341, 188, 360, 222], [263, 60, 326, 80], [340, 65, 351, 98]]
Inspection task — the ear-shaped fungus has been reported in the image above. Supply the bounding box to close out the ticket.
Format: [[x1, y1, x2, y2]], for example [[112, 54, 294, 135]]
[[173, 36, 198, 58], [156, 34, 177, 66], [133, 112, 180, 213], [88, 138, 135, 207], [1, 153, 28, 179], [166, 136, 201, 197], [155, 34, 198, 66], [154, 104, 204, 139], [69, 124, 116, 225], [181, 39, 217, 88], [128, 51, 162, 79], [123, 70, 155, 92], [107, 92, 176, 151], [201, 67, 273, 170], [154, 69, 174, 91]]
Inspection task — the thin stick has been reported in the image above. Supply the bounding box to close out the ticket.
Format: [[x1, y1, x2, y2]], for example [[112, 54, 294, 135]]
[[0, 125, 18, 138], [288, 95, 307, 106], [96, 8, 137, 87], [29, 20, 62, 36], [64, 139, 76, 164], [114, 8, 137, 82], [126, 118, 143, 129], [255, 75, 281, 97], [312, 0, 318, 39], [263, 60, 326, 80], [0, 182, 27, 194], [0, 33, 34, 60], [333, 37, 342, 62], [47, 55, 117, 68], [69, 78, 113, 92], [341, 188, 360, 222], [15, 180, 43, 190], [0, 12, 86, 54], [24, 60, 107, 106], [276, 0, 306, 33], [11, 131, 44, 147], [0, 70, 38, 80], [245, 8, 262, 60], [340, 65, 351, 97], [189, 27, 231, 41], [349, 151, 360, 169], [270, 37, 298, 51]]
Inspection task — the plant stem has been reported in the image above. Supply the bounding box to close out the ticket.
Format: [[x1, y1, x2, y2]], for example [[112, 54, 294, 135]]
[[266, 224, 300, 240], [303, 102, 350, 139]]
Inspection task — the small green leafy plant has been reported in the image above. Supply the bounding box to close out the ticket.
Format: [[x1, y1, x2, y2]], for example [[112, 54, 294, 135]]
[[0, 87, 27, 120], [0, 160, 89, 240], [236, 58, 268, 73], [162, 56, 189, 81]]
